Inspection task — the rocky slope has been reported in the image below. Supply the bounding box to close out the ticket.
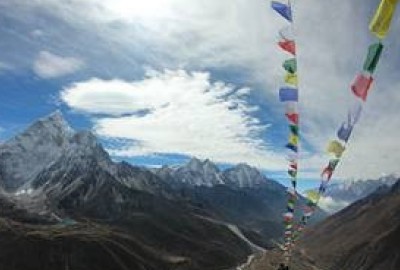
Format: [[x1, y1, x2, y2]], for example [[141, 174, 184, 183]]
[[155, 158, 326, 246], [301, 179, 400, 270]]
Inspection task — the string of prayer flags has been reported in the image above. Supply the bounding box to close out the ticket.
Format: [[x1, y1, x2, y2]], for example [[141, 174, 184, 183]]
[[292, 0, 397, 245], [369, 0, 399, 39], [363, 43, 384, 73], [351, 74, 374, 101], [270, 0, 300, 262], [271, 1, 293, 22]]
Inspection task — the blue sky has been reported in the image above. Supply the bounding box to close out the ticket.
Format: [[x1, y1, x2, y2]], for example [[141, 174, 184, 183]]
[[0, 0, 399, 190]]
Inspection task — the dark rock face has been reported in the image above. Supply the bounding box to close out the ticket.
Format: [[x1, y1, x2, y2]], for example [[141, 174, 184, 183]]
[[301, 179, 400, 270]]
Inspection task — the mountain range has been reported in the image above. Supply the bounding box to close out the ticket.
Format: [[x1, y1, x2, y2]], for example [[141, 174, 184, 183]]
[[0, 111, 325, 270], [311, 176, 398, 213]]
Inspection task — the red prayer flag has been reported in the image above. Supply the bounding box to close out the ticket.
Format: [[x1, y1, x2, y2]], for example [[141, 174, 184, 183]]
[[351, 74, 374, 101], [285, 113, 299, 125], [321, 167, 333, 181], [289, 162, 298, 170], [278, 40, 296, 55]]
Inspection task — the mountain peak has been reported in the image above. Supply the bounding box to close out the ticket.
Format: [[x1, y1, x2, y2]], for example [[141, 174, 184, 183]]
[[0, 111, 74, 190], [223, 163, 266, 188], [187, 157, 203, 170], [35, 110, 73, 134]]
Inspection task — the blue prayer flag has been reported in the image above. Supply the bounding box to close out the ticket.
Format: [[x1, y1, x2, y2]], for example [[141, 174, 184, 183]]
[[286, 143, 298, 153], [271, 1, 292, 22], [337, 124, 353, 143], [279, 87, 298, 102]]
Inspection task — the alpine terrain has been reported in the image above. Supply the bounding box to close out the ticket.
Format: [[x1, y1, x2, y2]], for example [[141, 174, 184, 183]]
[[0, 111, 325, 270]]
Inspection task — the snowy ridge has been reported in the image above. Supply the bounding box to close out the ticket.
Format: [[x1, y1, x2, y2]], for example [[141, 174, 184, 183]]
[[155, 157, 273, 188], [310, 175, 399, 213], [0, 111, 74, 190]]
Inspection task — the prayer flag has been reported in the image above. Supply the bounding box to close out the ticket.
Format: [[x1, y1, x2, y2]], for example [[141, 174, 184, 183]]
[[327, 140, 346, 158], [279, 87, 298, 102], [285, 113, 299, 125], [363, 43, 384, 73], [283, 58, 297, 74], [279, 40, 296, 55], [271, 1, 293, 22], [351, 74, 374, 101], [286, 143, 298, 153], [369, 0, 399, 39]]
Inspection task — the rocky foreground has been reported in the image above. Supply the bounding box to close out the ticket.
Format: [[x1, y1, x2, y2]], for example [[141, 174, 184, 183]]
[[239, 250, 322, 270]]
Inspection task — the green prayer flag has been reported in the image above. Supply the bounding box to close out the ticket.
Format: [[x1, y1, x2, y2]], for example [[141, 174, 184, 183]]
[[328, 159, 340, 170], [283, 58, 297, 74], [290, 125, 299, 136], [288, 170, 297, 178], [363, 43, 384, 73]]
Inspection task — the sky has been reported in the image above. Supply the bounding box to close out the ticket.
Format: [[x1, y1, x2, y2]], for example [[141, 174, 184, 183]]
[[0, 0, 399, 190]]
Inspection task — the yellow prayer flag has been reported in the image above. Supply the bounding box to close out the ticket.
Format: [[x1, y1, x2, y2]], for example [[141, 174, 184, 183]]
[[289, 134, 299, 146], [285, 73, 298, 86], [369, 0, 398, 39], [306, 190, 320, 204], [327, 140, 346, 158]]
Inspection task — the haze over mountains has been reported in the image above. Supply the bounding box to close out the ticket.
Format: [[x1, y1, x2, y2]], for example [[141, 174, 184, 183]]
[[0, 111, 324, 270]]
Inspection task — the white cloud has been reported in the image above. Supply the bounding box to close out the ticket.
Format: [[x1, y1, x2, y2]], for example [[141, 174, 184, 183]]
[[33, 51, 84, 79], [317, 196, 350, 214], [61, 69, 285, 169], [3, 0, 400, 178]]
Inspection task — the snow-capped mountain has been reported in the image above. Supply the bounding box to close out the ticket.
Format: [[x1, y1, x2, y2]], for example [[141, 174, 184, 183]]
[[155, 158, 274, 189], [223, 163, 272, 188], [324, 176, 398, 201], [312, 175, 398, 213], [0, 112, 326, 237], [0, 111, 74, 190], [157, 158, 225, 187]]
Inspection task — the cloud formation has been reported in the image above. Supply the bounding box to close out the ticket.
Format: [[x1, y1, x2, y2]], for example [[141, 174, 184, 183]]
[[2, 0, 400, 179], [62, 69, 285, 169], [33, 51, 84, 79], [317, 196, 350, 214]]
